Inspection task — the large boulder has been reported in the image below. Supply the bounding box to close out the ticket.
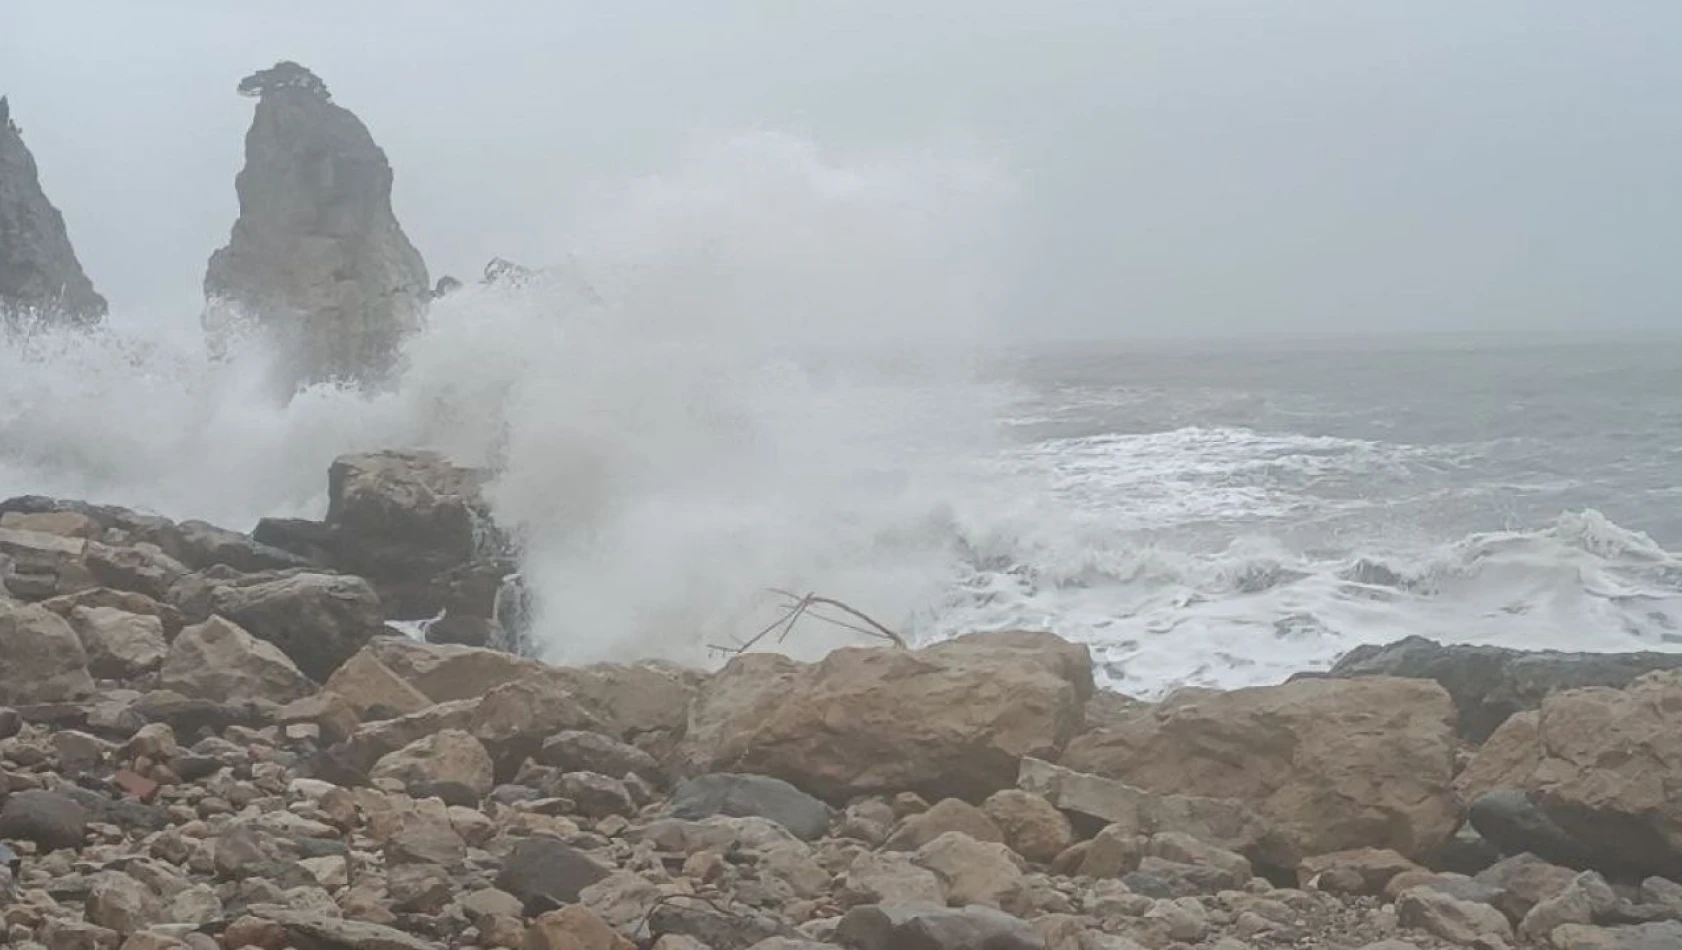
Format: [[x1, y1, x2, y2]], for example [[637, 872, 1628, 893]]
[[0, 599, 94, 703], [369, 728, 495, 799], [256, 451, 513, 623], [203, 61, 430, 394], [172, 568, 384, 681], [0, 526, 92, 600], [1456, 669, 1682, 879], [1325, 635, 1682, 742], [1060, 676, 1459, 865], [68, 605, 167, 679], [346, 637, 699, 739], [0, 96, 107, 328], [1019, 757, 1272, 860], [159, 615, 313, 704], [680, 632, 1092, 802]]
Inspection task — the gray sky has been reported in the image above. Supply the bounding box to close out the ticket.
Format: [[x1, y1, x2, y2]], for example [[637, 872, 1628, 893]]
[[5, 1, 1681, 339]]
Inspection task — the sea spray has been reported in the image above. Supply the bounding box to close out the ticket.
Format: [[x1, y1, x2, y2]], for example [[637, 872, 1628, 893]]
[[0, 130, 1020, 668]]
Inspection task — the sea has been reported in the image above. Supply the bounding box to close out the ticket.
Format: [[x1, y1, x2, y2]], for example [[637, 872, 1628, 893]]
[[4, 135, 1681, 697]]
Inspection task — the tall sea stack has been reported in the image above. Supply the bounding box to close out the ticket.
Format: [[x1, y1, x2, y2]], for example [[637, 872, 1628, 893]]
[[0, 96, 108, 329], [204, 62, 429, 393]]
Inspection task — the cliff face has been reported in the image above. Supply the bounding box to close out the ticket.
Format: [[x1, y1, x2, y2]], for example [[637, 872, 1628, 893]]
[[203, 63, 429, 392], [0, 96, 107, 329]]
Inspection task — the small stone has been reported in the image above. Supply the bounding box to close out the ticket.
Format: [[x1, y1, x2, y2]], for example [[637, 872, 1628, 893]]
[[558, 771, 637, 819], [298, 856, 349, 891], [841, 850, 946, 907], [982, 788, 1074, 863], [51, 730, 111, 773], [461, 887, 525, 921], [884, 797, 1004, 851], [1079, 824, 1144, 878], [387, 862, 453, 914], [914, 831, 1029, 915], [1145, 897, 1210, 943], [113, 771, 160, 803], [525, 905, 635, 950], [86, 872, 164, 935]]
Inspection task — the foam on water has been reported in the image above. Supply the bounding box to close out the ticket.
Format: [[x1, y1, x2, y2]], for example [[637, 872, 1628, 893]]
[[5, 129, 1682, 696]]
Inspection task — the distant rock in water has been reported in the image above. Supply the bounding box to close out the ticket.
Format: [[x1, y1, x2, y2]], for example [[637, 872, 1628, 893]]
[[0, 96, 108, 330], [203, 61, 429, 393]]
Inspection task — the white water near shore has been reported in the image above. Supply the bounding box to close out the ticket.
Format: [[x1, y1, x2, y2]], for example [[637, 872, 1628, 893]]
[[7, 131, 1682, 697]]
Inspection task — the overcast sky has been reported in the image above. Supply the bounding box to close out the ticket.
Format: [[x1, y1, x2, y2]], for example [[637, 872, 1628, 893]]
[[5, 1, 1681, 340]]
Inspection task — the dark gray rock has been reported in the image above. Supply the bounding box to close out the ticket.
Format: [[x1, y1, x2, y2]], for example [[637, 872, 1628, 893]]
[[0, 790, 87, 851], [1425, 821, 1503, 875], [1326, 635, 1682, 742], [174, 520, 315, 573], [667, 773, 832, 841], [0, 96, 107, 328], [203, 61, 430, 394], [493, 837, 610, 916], [0, 706, 19, 739], [537, 730, 664, 783], [167, 568, 383, 681], [835, 902, 1044, 950], [1469, 789, 1612, 874]]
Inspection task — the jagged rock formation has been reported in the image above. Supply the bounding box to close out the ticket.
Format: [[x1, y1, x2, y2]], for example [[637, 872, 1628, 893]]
[[203, 62, 429, 392], [0, 96, 107, 329]]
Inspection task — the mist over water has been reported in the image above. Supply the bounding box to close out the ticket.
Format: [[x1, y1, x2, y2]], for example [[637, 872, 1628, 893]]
[[1, 131, 1024, 666], [8, 129, 1682, 696]]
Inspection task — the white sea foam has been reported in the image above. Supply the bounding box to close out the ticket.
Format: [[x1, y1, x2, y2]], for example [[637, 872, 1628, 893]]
[[5, 130, 1682, 696]]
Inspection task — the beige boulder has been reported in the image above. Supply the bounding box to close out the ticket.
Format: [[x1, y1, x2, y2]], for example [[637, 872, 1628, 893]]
[[1457, 669, 1682, 878], [883, 798, 1003, 851], [0, 526, 93, 599], [1060, 676, 1458, 863], [69, 606, 167, 679], [682, 631, 1092, 801], [371, 728, 495, 798], [1019, 756, 1271, 859], [353, 637, 699, 739], [40, 588, 183, 638], [159, 615, 313, 704], [983, 789, 1075, 863], [320, 647, 434, 720], [526, 905, 635, 950], [1, 509, 101, 538], [0, 600, 94, 703], [913, 831, 1031, 914], [1395, 886, 1513, 946]]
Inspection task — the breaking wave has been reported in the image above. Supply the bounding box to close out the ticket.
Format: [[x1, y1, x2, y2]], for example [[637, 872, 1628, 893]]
[[5, 129, 1681, 696]]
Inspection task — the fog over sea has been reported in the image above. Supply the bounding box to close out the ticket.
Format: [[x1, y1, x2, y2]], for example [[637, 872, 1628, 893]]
[[6, 130, 1680, 696]]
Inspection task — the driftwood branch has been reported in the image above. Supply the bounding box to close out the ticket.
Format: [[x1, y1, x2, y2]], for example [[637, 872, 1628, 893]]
[[709, 589, 907, 657]]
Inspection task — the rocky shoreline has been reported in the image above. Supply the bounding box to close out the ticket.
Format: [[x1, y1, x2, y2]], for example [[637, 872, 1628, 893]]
[[4, 455, 1682, 949]]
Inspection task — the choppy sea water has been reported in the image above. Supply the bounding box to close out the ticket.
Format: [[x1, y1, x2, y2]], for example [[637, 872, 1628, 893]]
[[944, 337, 1682, 693], [4, 134, 1680, 695]]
